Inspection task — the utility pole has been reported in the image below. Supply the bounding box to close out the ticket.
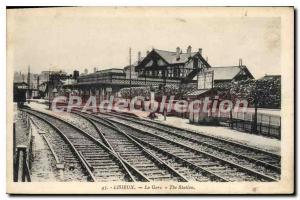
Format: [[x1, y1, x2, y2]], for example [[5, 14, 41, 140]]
[[129, 48, 132, 99], [27, 65, 30, 99], [163, 68, 167, 120], [37, 76, 40, 98], [48, 69, 51, 110], [252, 82, 258, 134]]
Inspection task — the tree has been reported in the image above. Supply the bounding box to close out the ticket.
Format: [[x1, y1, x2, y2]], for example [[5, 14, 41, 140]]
[[215, 77, 280, 109], [215, 77, 281, 133]]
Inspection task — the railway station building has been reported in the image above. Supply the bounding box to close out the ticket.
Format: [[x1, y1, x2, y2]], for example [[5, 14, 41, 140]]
[[62, 46, 254, 100]]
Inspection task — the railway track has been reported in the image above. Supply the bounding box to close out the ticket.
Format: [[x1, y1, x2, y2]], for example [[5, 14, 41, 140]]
[[29, 114, 88, 182], [22, 108, 148, 182], [75, 110, 278, 182], [98, 111, 281, 180], [72, 111, 225, 182]]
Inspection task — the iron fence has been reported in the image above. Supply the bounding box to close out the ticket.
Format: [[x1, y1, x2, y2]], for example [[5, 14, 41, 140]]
[[189, 109, 281, 139]]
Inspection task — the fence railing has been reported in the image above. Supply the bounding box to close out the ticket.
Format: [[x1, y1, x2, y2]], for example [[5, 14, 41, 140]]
[[13, 111, 37, 182], [189, 109, 281, 139], [76, 76, 181, 86]]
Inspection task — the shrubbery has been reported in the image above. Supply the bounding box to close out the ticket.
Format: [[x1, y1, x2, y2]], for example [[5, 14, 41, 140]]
[[119, 77, 281, 109], [120, 84, 197, 100], [215, 77, 281, 109]]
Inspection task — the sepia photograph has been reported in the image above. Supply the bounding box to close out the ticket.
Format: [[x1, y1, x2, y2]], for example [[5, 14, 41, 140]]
[[6, 6, 294, 194]]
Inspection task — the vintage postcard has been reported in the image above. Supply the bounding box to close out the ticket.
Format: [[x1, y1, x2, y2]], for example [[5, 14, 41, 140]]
[[6, 7, 294, 194]]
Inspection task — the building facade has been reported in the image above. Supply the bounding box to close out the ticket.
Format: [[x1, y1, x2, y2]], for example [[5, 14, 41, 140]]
[[62, 46, 255, 101], [135, 46, 210, 82]]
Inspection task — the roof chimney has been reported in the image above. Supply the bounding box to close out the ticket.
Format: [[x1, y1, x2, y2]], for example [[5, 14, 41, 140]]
[[187, 45, 192, 57], [239, 58, 243, 66], [176, 47, 180, 60], [138, 51, 141, 63], [198, 48, 202, 55]]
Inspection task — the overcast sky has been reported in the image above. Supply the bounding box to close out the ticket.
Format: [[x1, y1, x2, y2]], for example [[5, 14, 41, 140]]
[[7, 7, 281, 78]]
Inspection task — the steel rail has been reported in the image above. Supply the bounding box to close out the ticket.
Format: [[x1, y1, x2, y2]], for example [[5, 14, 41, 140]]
[[71, 111, 150, 182], [22, 109, 96, 182], [122, 131, 229, 182], [99, 117, 189, 182], [77, 111, 229, 182], [104, 116, 278, 182], [22, 108, 136, 182], [73, 110, 189, 182], [102, 111, 281, 173], [104, 111, 280, 160]]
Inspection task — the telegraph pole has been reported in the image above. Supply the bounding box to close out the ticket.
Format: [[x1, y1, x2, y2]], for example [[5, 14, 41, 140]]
[[37, 75, 40, 98], [48, 70, 50, 109], [129, 48, 132, 99], [27, 65, 31, 99], [163, 68, 167, 120]]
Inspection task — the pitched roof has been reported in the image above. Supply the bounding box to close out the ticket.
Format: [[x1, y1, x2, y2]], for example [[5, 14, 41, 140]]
[[212, 66, 247, 81], [154, 49, 198, 64]]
